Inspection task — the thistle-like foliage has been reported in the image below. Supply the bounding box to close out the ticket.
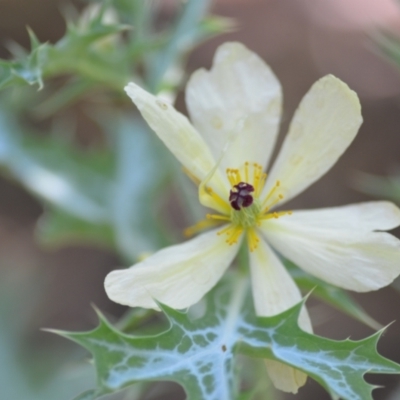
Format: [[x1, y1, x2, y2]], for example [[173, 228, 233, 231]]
[[0, 0, 231, 94], [55, 276, 400, 400]]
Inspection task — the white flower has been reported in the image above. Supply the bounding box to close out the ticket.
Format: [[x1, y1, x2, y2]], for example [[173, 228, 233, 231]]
[[105, 42, 400, 393]]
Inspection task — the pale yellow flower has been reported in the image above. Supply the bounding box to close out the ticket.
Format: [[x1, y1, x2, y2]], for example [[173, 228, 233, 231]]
[[105, 42, 400, 393]]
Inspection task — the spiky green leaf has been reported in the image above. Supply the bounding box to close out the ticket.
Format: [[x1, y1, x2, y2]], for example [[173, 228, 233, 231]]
[[0, 42, 48, 90], [55, 276, 400, 400]]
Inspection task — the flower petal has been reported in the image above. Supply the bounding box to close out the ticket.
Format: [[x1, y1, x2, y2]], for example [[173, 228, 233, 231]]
[[265, 360, 308, 394], [261, 203, 400, 292], [262, 75, 362, 204], [104, 227, 240, 310], [125, 83, 221, 183], [186, 42, 282, 172], [271, 201, 400, 232], [249, 238, 312, 327], [249, 238, 312, 393]]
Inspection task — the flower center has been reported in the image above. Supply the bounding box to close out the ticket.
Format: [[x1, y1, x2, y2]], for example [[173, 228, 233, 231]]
[[231, 199, 262, 228], [229, 182, 254, 210], [184, 162, 292, 251]]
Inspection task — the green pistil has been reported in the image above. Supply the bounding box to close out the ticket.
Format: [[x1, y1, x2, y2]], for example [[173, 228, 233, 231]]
[[230, 199, 261, 229]]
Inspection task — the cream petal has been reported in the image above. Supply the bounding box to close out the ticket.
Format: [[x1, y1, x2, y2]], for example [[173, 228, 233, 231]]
[[125, 83, 223, 184], [104, 227, 240, 310], [261, 204, 400, 292], [249, 239, 312, 393], [265, 360, 308, 394], [186, 42, 282, 172], [249, 239, 312, 328], [270, 201, 400, 233], [262, 75, 362, 205]]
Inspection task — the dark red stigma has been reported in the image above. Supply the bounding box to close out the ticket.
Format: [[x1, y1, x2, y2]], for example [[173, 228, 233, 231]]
[[229, 182, 255, 211]]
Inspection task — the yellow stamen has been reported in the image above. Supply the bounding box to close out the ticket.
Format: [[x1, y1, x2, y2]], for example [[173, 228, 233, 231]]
[[205, 186, 231, 213], [188, 159, 293, 244], [207, 214, 231, 221], [256, 172, 267, 197], [228, 169, 241, 185], [234, 169, 242, 184], [226, 225, 243, 245], [217, 224, 233, 236], [247, 228, 260, 252], [262, 180, 281, 209], [184, 218, 220, 238], [263, 194, 284, 212], [259, 210, 293, 221], [226, 169, 236, 186], [254, 175, 260, 192], [252, 163, 262, 191]]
